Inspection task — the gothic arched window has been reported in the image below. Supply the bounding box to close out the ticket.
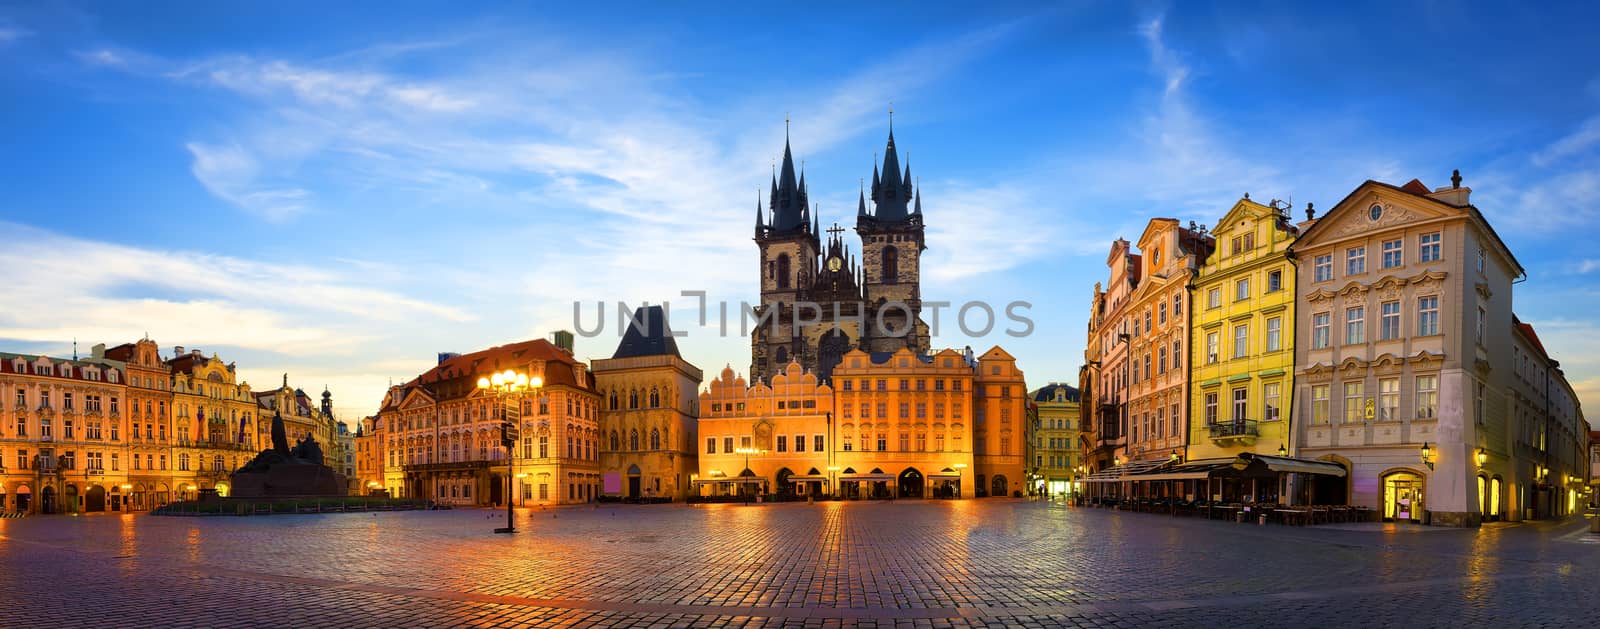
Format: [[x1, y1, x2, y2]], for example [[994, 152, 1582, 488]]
[[650, 428, 661, 450], [776, 254, 791, 290], [629, 390, 639, 409], [649, 388, 660, 408], [776, 346, 788, 365], [882, 246, 899, 283], [629, 429, 640, 451], [609, 391, 618, 410], [610, 430, 619, 451]]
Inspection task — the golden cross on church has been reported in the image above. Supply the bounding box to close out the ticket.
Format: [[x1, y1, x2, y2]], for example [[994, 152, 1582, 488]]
[[826, 223, 846, 238]]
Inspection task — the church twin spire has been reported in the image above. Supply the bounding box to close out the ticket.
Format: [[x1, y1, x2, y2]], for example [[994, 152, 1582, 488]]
[[758, 121, 921, 237]]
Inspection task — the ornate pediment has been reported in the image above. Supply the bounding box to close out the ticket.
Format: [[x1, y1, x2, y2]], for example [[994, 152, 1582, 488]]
[[1337, 282, 1369, 298], [1372, 353, 1405, 374], [1474, 281, 1493, 300], [1339, 356, 1369, 373], [1409, 270, 1447, 288], [1407, 350, 1445, 366], [1305, 288, 1337, 303], [1302, 362, 1334, 379]]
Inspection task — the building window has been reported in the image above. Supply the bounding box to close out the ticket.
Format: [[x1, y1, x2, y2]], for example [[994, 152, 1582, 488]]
[[776, 435, 787, 452], [1379, 301, 1401, 340], [1267, 269, 1282, 292], [1378, 377, 1399, 421], [1346, 246, 1366, 275], [898, 433, 910, 452], [1345, 306, 1365, 345], [1418, 296, 1439, 336], [1203, 392, 1218, 425], [1157, 346, 1167, 374], [1233, 324, 1249, 359], [814, 435, 823, 452], [1381, 239, 1403, 269], [1158, 302, 1167, 325], [1312, 313, 1331, 349], [843, 435, 853, 451], [1263, 383, 1281, 421], [1475, 382, 1486, 426], [1314, 255, 1333, 282], [1232, 388, 1248, 421], [1265, 317, 1282, 352], [1173, 294, 1183, 316], [1172, 340, 1181, 369], [1235, 278, 1250, 302], [1343, 382, 1364, 424], [1206, 332, 1219, 364], [793, 435, 805, 452], [1416, 375, 1437, 419], [876, 434, 887, 452], [723, 437, 733, 453], [1477, 248, 1486, 273], [740, 436, 753, 450], [1206, 287, 1221, 310], [1420, 233, 1441, 262]]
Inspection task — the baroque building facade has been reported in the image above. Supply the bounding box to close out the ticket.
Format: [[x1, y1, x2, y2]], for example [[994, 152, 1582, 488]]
[[1031, 383, 1083, 498], [593, 306, 703, 501], [374, 338, 602, 507], [1289, 173, 1585, 526], [1188, 197, 1299, 463], [2, 338, 349, 514]]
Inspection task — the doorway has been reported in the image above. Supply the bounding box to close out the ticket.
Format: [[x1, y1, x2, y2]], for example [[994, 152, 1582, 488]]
[[991, 475, 1008, 498], [897, 468, 924, 498], [1383, 471, 1425, 522], [86, 485, 106, 512], [627, 464, 642, 498]]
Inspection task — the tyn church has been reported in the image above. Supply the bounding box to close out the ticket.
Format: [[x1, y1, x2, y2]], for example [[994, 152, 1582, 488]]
[[751, 126, 931, 383]]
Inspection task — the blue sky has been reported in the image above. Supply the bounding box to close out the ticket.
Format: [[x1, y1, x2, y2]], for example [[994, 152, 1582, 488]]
[[3, 1, 1600, 426]]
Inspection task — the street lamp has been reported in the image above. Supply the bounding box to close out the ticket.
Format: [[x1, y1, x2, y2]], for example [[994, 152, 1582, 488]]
[[1277, 443, 1288, 457], [477, 369, 542, 534], [733, 447, 763, 504], [953, 463, 968, 499], [1419, 442, 1434, 471]]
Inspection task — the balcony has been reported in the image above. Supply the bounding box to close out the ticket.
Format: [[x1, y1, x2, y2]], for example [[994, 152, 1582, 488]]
[[1208, 420, 1260, 443]]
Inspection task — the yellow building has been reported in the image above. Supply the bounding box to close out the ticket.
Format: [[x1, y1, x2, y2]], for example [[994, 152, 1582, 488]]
[[104, 338, 176, 511], [1189, 197, 1298, 463], [594, 306, 703, 501], [167, 347, 261, 499], [1031, 383, 1083, 498]]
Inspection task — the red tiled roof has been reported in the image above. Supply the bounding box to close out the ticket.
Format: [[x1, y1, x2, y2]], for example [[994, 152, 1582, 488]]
[[1513, 316, 1550, 361], [1399, 178, 1431, 195]]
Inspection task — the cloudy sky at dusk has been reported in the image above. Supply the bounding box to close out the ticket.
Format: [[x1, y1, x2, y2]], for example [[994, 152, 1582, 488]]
[[3, 2, 1599, 426]]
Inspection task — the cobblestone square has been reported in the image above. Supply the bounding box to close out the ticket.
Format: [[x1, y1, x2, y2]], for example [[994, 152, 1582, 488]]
[[1, 501, 1596, 627]]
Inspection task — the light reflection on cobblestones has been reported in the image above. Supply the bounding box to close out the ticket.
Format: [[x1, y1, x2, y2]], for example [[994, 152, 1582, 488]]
[[0, 501, 1595, 626]]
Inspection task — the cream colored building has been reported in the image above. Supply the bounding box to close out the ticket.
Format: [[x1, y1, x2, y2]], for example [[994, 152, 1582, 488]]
[[1, 351, 130, 513], [1032, 383, 1083, 498], [594, 306, 703, 501], [1291, 173, 1582, 526]]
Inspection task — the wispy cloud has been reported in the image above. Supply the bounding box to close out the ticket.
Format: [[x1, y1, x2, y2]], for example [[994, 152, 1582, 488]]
[[0, 25, 31, 44], [186, 142, 313, 222], [1531, 115, 1600, 167]]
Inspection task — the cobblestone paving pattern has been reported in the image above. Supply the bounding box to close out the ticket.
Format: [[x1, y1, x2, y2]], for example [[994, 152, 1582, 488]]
[[1, 500, 1596, 627]]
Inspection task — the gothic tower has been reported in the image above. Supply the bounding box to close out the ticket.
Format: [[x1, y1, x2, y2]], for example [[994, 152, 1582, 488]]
[[856, 126, 930, 355], [751, 129, 820, 382]]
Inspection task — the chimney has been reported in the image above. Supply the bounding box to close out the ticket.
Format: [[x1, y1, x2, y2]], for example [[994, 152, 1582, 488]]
[[174, 345, 184, 358], [550, 330, 575, 355], [91, 343, 106, 359], [1427, 169, 1471, 207]]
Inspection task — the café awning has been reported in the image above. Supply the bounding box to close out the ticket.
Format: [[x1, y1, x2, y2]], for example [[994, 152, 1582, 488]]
[[1132, 459, 1238, 482], [840, 473, 895, 482], [1083, 458, 1172, 482], [1238, 453, 1347, 477]]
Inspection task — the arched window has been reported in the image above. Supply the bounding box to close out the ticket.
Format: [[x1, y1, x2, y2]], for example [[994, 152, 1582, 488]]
[[609, 391, 618, 410], [610, 430, 620, 451], [776, 253, 791, 289], [882, 246, 899, 283], [649, 388, 660, 408], [650, 428, 661, 450], [629, 429, 640, 451], [776, 346, 788, 365], [629, 390, 639, 409]]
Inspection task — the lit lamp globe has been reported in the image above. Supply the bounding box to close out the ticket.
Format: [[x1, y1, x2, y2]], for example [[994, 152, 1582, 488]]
[[530, 376, 543, 388], [477, 377, 491, 390], [491, 372, 506, 388]]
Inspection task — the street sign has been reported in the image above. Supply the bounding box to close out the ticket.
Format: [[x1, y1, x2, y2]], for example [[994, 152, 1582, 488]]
[[501, 422, 519, 445]]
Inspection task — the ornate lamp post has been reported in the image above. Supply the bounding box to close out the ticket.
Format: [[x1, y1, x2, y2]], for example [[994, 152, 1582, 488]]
[[733, 447, 763, 504], [477, 369, 541, 534]]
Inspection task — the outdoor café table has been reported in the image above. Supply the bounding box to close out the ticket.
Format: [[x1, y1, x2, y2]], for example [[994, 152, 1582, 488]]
[[1213, 505, 1241, 521], [1277, 508, 1309, 526]]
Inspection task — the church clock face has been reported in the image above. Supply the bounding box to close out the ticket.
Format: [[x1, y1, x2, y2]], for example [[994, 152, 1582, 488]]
[[827, 256, 842, 272]]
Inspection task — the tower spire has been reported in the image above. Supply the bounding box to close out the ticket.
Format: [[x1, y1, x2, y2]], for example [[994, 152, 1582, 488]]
[[858, 178, 868, 216]]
